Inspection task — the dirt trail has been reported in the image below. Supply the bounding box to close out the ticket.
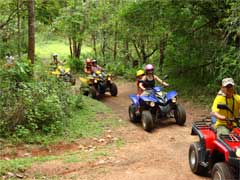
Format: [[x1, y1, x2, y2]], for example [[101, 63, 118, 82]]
[[7, 81, 210, 180], [61, 81, 210, 180]]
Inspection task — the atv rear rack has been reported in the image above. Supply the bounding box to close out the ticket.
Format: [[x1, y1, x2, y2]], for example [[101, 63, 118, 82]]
[[221, 134, 240, 142], [193, 119, 212, 130]]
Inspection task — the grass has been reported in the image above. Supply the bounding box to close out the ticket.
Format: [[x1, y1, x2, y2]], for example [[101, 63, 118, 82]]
[[35, 35, 92, 60], [65, 96, 121, 140], [0, 148, 110, 176]]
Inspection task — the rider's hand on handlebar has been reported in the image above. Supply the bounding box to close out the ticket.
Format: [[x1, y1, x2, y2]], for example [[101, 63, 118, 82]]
[[163, 82, 169, 87], [219, 115, 226, 121]]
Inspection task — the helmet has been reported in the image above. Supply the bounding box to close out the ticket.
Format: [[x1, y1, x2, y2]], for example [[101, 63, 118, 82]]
[[86, 58, 92, 65], [92, 59, 97, 64], [136, 70, 144, 77], [145, 64, 154, 71], [53, 53, 58, 57]]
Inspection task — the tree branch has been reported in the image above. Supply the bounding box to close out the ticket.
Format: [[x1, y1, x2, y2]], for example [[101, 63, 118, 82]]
[[0, 1, 26, 30], [146, 47, 158, 58], [132, 40, 142, 61], [189, 20, 213, 35], [177, 60, 216, 74]]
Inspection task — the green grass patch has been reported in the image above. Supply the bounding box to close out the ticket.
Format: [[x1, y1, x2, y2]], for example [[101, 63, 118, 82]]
[[65, 96, 121, 140], [35, 35, 92, 60], [114, 138, 125, 148], [0, 148, 110, 176]]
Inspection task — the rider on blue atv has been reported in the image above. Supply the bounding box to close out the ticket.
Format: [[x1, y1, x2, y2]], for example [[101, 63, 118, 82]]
[[139, 64, 169, 96]]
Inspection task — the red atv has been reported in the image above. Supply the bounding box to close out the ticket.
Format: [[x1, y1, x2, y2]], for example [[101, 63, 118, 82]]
[[189, 104, 240, 180]]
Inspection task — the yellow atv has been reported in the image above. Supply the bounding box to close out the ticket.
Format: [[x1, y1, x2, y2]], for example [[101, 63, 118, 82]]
[[80, 70, 118, 99], [49, 65, 76, 85]]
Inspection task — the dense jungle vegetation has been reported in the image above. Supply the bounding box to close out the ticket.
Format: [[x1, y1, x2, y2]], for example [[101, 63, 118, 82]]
[[1, 0, 240, 141]]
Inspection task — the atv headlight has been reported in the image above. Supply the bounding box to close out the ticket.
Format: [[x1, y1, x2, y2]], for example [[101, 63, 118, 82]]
[[94, 79, 98, 83], [172, 97, 177, 103], [236, 148, 240, 158], [149, 102, 155, 107]]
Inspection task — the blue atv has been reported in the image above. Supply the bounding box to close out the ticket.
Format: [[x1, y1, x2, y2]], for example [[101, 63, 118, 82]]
[[128, 86, 186, 132]]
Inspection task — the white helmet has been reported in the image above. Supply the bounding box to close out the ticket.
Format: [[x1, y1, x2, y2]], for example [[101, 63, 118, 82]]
[[53, 53, 58, 57]]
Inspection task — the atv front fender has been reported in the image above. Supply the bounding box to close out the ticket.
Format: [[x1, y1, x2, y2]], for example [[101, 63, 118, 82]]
[[129, 94, 140, 107], [166, 90, 177, 101]]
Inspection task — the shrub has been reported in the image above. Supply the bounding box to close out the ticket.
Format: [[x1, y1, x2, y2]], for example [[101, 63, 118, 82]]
[[0, 58, 81, 139], [67, 56, 84, 73]]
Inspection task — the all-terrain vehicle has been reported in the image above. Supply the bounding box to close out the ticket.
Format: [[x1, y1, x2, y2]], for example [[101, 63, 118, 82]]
[[128, 86, 186, 132], [49, 65, 76, 85], [80, 70, 118, 99], [189, 104, 240, 180]]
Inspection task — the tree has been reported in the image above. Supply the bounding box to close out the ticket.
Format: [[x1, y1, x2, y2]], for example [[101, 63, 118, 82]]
[[119, 1, 169, 64], [28, 0, 35, 64]]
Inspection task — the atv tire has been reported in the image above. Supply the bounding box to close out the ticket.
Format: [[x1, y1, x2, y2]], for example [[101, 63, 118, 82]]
[[82, 90, 89, 96], [141, 110, 154, 132], [70, 77, 76, 85], [212, 162, 234, 180], [89, 87, 97, 99], [110, 83, 118, 96], [174, 104, 186, 125], [189, 142, 207, 175], [128, 104, 140, 123]]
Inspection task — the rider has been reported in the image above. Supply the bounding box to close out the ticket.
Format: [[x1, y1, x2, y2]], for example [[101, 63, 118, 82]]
[[50, 53, 63, 67], [211, 78, 240, 136], [4, 53, 15, 68], [84, 58, 93, 74], [5, 53, 15, 64], [91, 59, 103, 73], [136, 69, 145, 95], [139, 64, 169, 96]]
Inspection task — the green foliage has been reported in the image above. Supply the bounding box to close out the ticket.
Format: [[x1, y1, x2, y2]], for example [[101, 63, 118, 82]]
[[35, 0, 62, 25], [67, 57, 85, 73], [0, 59, 80, 140]]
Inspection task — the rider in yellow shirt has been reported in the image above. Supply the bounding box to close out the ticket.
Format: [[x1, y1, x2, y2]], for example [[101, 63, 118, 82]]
[[211, 78, 240, 136]]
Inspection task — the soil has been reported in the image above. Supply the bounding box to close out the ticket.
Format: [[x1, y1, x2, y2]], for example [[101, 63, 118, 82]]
[[1, 81, 211, 180]]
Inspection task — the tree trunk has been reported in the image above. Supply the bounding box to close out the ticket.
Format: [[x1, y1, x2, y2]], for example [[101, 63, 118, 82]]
[[140, 42, 147, 64], [113, 22, 118, 61], [28, 0, 35, 64], [125, 38, 130, 62], [102, 30, 107, 62], [17, 0, 21, 58], [73, 40, 77, 57], [132, 40, 142, 62], [69, 38, 73, 58], [159, 41, 165, 72], [79, 41, 82, 58], [92, 33, 97, 57]]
